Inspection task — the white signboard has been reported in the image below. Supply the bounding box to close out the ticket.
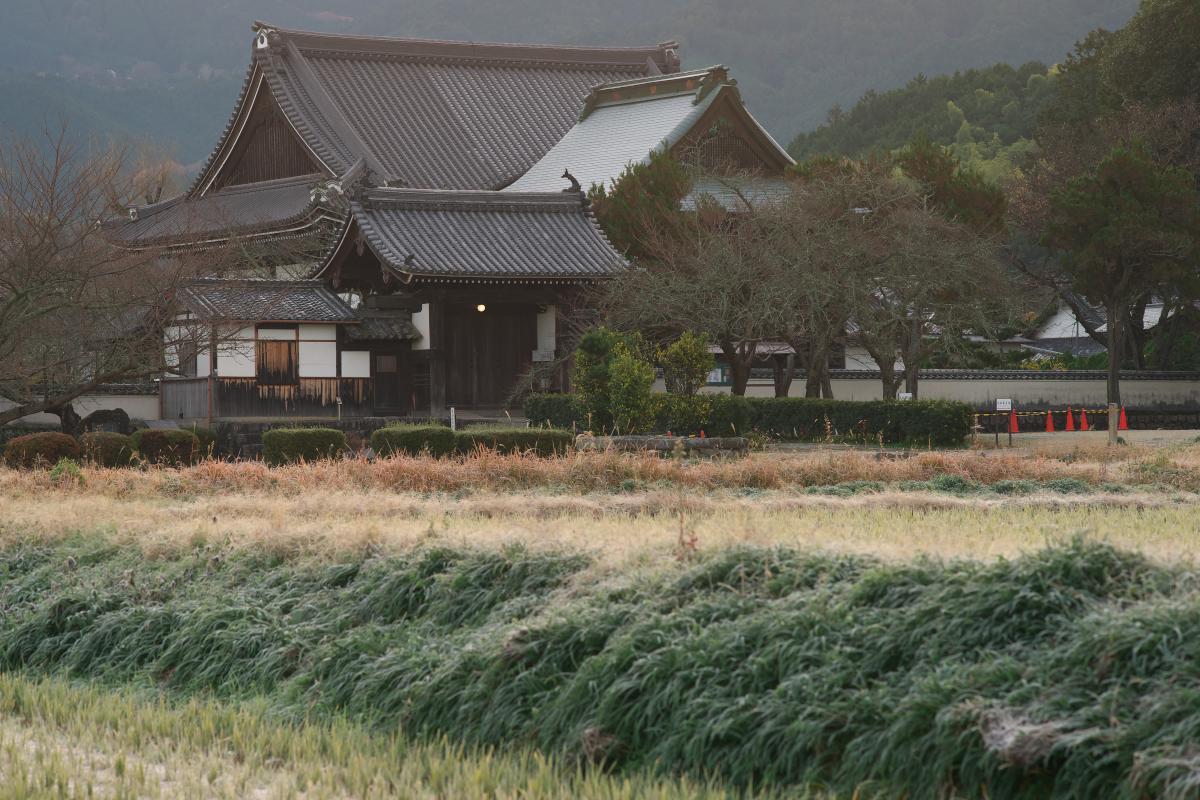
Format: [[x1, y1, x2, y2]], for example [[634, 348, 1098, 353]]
[[897, 392, 913, 401], [996, 398, 1013, 412], [532, 349, 555, 363]]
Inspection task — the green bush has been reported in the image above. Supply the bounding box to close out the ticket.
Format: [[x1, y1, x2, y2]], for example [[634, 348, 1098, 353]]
[[607, 342, 656, 433], [524, 393, 585, 430], [133, 429, 201, 466], [525, 393, 751, 438], [181, 425, 219, 459], [371, 424, 457, 458], [745, 397, 973, 446], [261, 428, 347, 466], [658, 331, 715, 396], [455, 426, 574, 456], [2, 432, 80, 468], [78, 432, 135, 467]]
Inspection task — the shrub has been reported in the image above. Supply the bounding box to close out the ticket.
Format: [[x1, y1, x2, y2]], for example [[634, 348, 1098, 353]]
[[526, 392, 751, 437], [133, 429, 201, 466], [658, 332, 715, 396], [371, 424, 457, 458], [608, 342, 656, 433], [745, 397, 973, 446], [261, 427, 347, 466], [78, 432, 135, 467], [181, 425, 219, 459], [455, 426, 574, 456], [524, 394, 585, 430], [3, 432, 80, 469], [572, 328, 649, 432]]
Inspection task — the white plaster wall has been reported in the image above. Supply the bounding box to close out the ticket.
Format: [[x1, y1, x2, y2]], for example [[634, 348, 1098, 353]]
[[341, 351, 370, 378], [3, 394, 161, 425], [299, 341, 337, 377], [411, 304, 430, 350], [299, 324, 336, 341], [536, 305, 556, 353]]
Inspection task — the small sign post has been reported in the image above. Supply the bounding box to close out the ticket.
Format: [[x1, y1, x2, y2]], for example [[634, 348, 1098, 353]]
[[897, 392, 913, 401], [996, 399, 1013, 447]]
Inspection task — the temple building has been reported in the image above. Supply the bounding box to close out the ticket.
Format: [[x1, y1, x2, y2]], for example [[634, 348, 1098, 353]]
[[108, 22, 792, 422]]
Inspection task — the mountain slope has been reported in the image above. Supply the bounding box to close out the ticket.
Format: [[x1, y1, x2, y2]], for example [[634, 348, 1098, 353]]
[[0, 0, 1138, 161]]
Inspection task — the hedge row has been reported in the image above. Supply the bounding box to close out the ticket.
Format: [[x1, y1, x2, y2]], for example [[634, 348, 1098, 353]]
[[524, 393, 973, 446], [3, 426, 220, 469], [523, 393, 751, 437], [371, 424, 573, 458], [261, 428, 348, 466]]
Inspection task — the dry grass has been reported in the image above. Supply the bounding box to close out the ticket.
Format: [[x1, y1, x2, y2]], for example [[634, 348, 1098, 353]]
[[2, 442, 1187, 499], [1, 444, 1198, 570]]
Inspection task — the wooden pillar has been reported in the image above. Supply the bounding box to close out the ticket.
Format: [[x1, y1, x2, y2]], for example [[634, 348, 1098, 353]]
[[427, 298, 446, 417]]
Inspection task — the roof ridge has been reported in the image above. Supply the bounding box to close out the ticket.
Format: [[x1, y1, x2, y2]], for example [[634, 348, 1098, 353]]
[[253, 22, 681, 70], [360, 187, 587, 209]]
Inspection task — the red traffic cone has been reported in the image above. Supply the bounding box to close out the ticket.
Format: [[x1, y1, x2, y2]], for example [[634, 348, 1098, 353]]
[[1119, 406, 1129, 431], [1080, 408, 1090, 431], [1065, 406, 1076, 432], [699, 429, 706, 439], [1009, 409, 1019, 433], [1045, 410, 1055, 433]]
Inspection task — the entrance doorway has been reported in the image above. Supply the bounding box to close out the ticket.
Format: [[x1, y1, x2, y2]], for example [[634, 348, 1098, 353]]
[[444, 302, 536, 407]]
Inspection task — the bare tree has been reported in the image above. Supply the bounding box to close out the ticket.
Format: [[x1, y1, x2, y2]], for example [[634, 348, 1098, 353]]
[[0, 127, 217, 430]]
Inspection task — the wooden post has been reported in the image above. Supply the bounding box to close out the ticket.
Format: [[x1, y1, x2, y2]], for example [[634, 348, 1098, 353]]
[[1108, 402, 1119, 445], [207, 325, 217, 427]]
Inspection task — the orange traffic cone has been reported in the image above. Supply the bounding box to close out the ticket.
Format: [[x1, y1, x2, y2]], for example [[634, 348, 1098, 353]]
[[699, 429, 706, 439], [1119, 406, 1129, 431], [1045, 410, 1055, 432], [1009, 409, 1019, 433], [1080, 408, 1090, 431], [1065, 407, 1076, 431]]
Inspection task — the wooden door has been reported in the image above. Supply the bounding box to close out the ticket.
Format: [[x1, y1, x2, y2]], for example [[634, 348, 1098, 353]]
[[373, 351, 408, 414], [445, 303, 536, 407]]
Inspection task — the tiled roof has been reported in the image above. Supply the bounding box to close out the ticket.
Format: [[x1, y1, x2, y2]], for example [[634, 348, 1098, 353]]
[[106, 174, 344, 249], [508, 67, 793, 195], [345, 309, 421, 341], [243, 24, 680, 190], [178, 279, 357, 323], [350, 188, 626, 280]]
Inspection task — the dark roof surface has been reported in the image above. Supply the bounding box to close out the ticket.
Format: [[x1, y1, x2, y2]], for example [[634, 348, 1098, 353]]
[[179, 279, 357, 323], [350, 188, 625, 280], [247, 24, 680, 190], [345, 309, 421, 341], [108, 174, 341, 248]]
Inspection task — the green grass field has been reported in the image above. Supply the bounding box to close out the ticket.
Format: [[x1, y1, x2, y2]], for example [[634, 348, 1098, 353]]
[[1, 443, 1199, 798]]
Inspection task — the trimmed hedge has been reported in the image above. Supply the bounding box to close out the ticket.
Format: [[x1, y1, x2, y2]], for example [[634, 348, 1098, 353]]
[[455, 426, 574, 456], [524, 393, 586, 430], [525, 393, 973, 445], [132, 429, 201, 466], [746, 398, 974, 446], [262, 427, 347, 466], [371, 424, 458, 458], [79, 432, 135, 467], [2, 432, 80, 468], [525, 393, 752, 437]]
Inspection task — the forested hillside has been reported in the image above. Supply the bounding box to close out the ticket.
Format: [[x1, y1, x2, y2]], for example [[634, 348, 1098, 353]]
[[0, 0, 1136, 164], [787, 62, 1056, 180]]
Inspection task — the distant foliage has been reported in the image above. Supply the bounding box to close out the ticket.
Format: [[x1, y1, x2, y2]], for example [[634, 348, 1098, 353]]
[[2, 432, 80, 468], [788, 62, 1055, 165], [261, 428, 347, 466]]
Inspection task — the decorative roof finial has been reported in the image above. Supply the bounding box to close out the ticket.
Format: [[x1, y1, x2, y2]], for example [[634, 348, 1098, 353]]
[[561, 169, 581, 194]]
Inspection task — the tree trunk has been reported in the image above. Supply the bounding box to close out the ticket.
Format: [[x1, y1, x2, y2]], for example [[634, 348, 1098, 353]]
[[821, 372, 834, 399], [720, 340, 755, 396], [52, 403, 83, 436], [771, 355, 792, 397], [1106, 301, 1123, 406], [903, 316, 921, 399], [879, 363, 899, 399]]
